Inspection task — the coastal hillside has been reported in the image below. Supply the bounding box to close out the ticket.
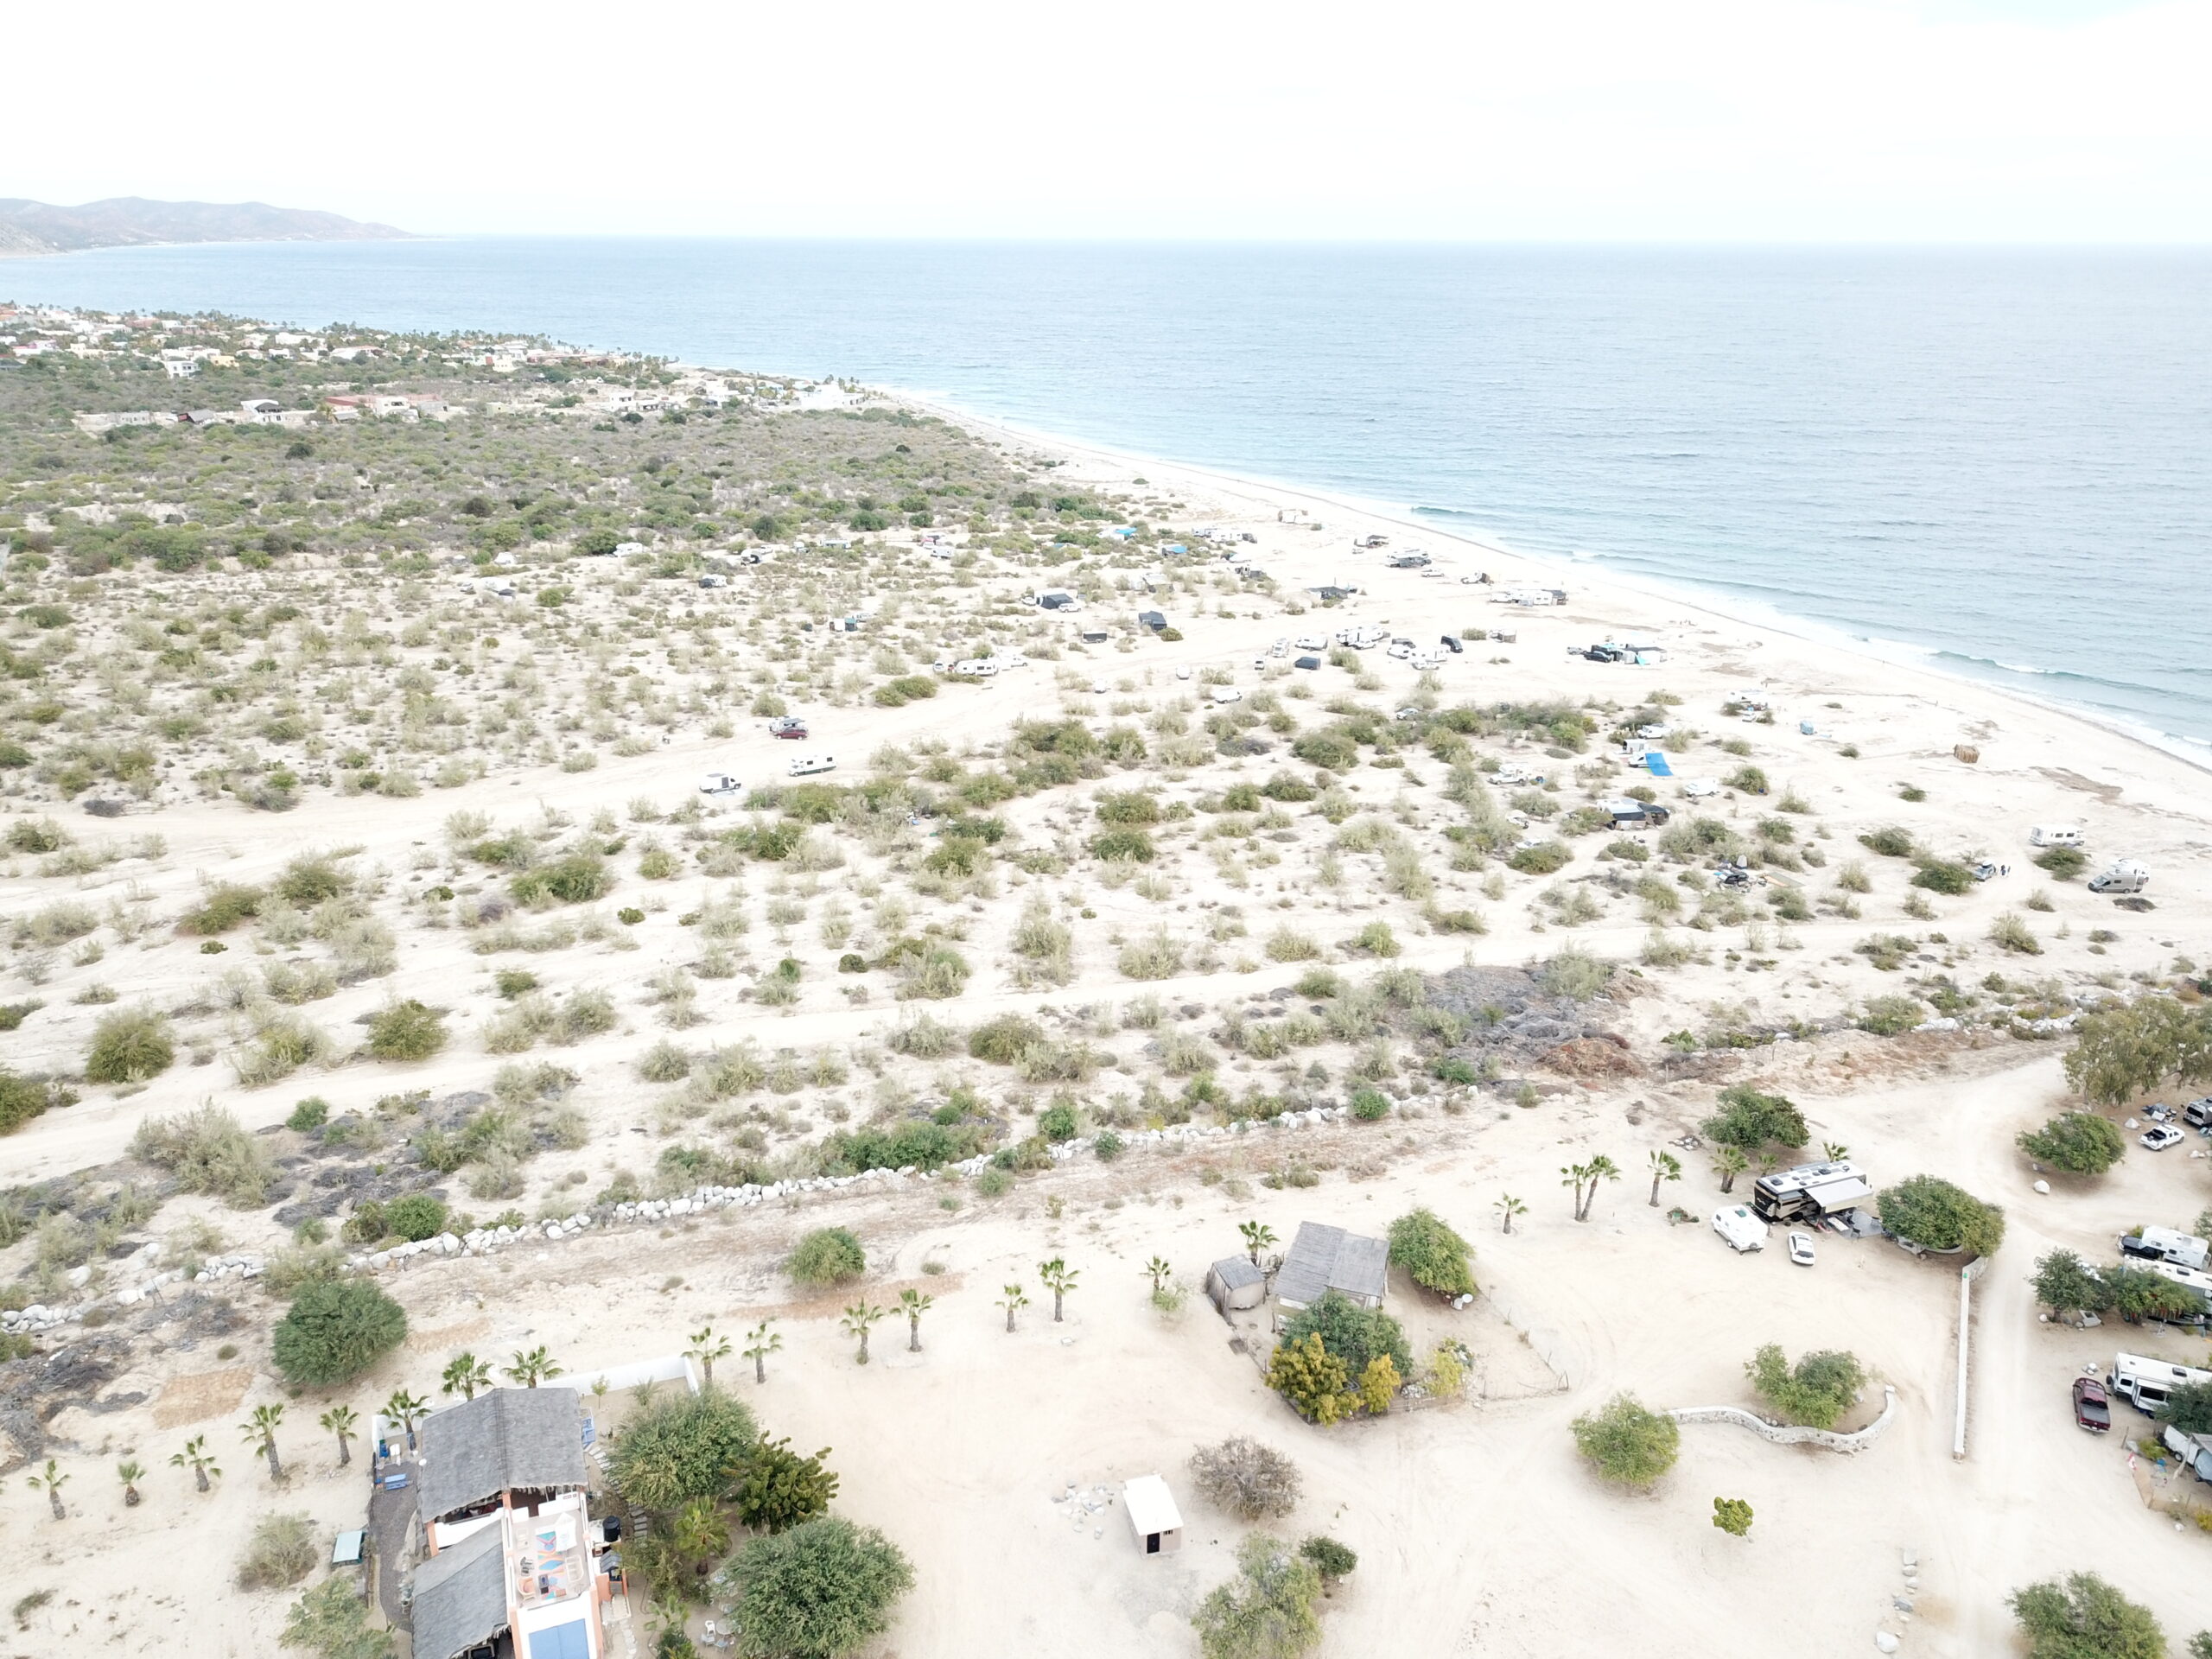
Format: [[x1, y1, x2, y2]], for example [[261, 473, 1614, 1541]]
[[0, 197, 410, 257]]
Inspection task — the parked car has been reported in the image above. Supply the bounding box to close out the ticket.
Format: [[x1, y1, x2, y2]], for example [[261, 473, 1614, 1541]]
[[2142, 1125, 2185, 1152], [1176, 666, 1192, 680], [1787, 1232, 1816, 1268], [2072, 1375, 2112, 1433], [1440, 634, 1463, 653], [1294, 655, 1322, 671], [768, 716, 808, 739]]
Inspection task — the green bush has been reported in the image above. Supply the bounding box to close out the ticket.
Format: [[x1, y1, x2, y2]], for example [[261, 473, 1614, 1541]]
[[1858, 826, 1916, 858], [1911, 858, 1974, 895], [178, 883, 264, 934], [1701, 1084, 1808, 1152], [787, 1226, 867, 1287], [1090, 827, 1156, 862], [1350, 1088, 1389, 1122], [1859, 995, 1923, 1036], [1745, 1344, 1866, 1430], [1094, 790, 1160, 825], [609, 1387, 760, 1512], [968, 1014, 1045, 1064], [820, 1120, 968, 1174], [1877, 1173, 2005, 1256], [1193, 1535, 1323, 1659], [365, 1000, 447, 1061], [1570, 1393, 1680, 1488], [2017, 1113, 2125, 1176], [271, 1279, 408, 1388], [1725, 766, 1769, 796], [511, 852, 613, 905], [1387, 1207, 1477, 1297], [1038, 1101, 1080, 1141], [2033, 846, 2088, 880], [85, 1007, 175, 1084], [715, 1516, 912, 1659], [2009, 1573, 2166, 1659], [872, 675, 938, 707], [1507, 840, 1572, 874], [238, 1510, 319, 1589], [383, 1194, 448, 1242], [2063, 995, 2212, 1107], [1535, 946, 1611, 1001], [0, 1068, 67, 1135], [1281, 1288, 1411, 1378]]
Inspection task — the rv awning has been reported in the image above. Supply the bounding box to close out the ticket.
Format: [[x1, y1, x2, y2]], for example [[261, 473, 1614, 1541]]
[[1800, 1175, 1872, 1211]]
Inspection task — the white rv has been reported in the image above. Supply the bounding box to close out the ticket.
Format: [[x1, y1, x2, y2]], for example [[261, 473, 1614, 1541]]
[[1712, 1205, 1767, 1253], [2108, 1351, 2212, 1414], [2145, 1260, 2212, 1314], [2030, 825, 2084, 849], [2120, 1227, 2211, 1272], [787, 753, 837, 777], [2088, 860, 2150, 894], [698, 773, 741, 796]]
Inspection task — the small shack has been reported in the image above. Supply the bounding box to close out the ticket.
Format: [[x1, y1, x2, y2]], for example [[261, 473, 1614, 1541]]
[[1138, 610, 1167, 632], [1205, 1256, 1267, 1315], [1274, 1222, 1389, 1322], [1122, 1475, 1184, 1556]]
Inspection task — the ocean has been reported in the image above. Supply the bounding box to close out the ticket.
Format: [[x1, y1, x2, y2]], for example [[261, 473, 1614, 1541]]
[[8, 239, 2209, 749]]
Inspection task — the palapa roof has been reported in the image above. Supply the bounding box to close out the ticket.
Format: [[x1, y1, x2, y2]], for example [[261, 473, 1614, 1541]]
[[409, 1522, 507, 1659], [1274, 1221, 1389, 1307], [416, 1386, 586, 1523]]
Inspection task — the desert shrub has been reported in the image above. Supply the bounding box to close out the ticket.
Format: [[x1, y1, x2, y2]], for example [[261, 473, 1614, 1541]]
[[1508, 840, 1571, 874], [238, 1511, 318, 1590], [969, 1014, 1046, 1065], [821, 1119, 969, 1174], [1090, 827, 1156, 862], [383, 1194, 448, 1242], [1859, 995, 1923, 1036], [2009, 1573, 2166, 1659], [130, 1104, 276, 1206], [1188, 1435, 1301, 1520], [2033, 846, 2088, 880], [787, 1226, 867, 1287], [233, 1014, 338, 1087], [276, 855, 352, 907], [2017, 1113, 2125, 1176], [1534, 945, 1611, 1001], [609, 1387, 760, 1512], [1266, 928, 1322, 963], [1701, 1084, 1808, 1152], [1858, 826, 1916, 858], [85, 1006, 175, 1083], [1095, 790, 1160, 824], [1910, 858, 1974, 895], [178, 883, 263, 934], [1877, 1173, 2005, 1256], [1989, 911, 2042, 956], [715, 1516, 912, 1659], [511, 851, 612, 906], [1350, 1088, 1389, 1122], [363, 999, 448, 1061], [1745, 1344, 1866, 1430], [271, 1279, 408, 1388], [0, 1068, 69, 1135], [886, 1015, 961, 1058], [1571, 1394, 1680, 1488], [282, 1578, 395, 1659], [895, 942, 969, 1001], [1387, 1207, 1477, 1298], [5, 816, 70, 854], [1118, 931, 1185, 980], [1726, 765, 1769, 795], [1299, 1535, 1358, 1595]]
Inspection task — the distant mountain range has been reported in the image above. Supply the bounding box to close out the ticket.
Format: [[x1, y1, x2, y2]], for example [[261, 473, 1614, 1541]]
[[0, 197, 413, 257]]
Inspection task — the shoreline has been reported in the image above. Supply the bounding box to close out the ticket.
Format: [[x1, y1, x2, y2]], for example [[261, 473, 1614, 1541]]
[[893, 386, 2212, 782]]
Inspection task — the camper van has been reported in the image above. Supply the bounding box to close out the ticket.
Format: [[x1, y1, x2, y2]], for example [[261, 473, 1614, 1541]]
[[1712, 1205, 1767, 1254], [2120, 1227, 2211, 1272], [2030, 825, 2084, 849], [786, 753, 837, 777], [698, 773, 741, 797], [2185, 1097, 2212, 1131], [2088, 860, 2150, 894], [2107, 1352, 2212, 1414]]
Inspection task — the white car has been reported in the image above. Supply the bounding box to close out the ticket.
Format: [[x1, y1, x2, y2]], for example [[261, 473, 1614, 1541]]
[[1091, 680, 1109, 695], [999, 652, 1028, 669], [1385, 642, 1414, 660], [1210, 685, 1243, 704], [2142, 1125, 2185, 1152], [1787, 1232, 1816, 1267], [1175, 666, 1192, 680], [1252, 656, 1267, 671]]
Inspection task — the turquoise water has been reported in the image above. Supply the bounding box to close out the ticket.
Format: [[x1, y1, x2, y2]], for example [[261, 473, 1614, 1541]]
[[9, 239, 2209, 747]]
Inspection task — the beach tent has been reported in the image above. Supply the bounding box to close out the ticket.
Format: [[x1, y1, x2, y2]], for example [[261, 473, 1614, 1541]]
[[1644, 752, 1675, 777]]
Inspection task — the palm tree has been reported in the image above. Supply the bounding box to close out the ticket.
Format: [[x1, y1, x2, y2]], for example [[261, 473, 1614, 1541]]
[[898, 1288, 933, 1353], [241, 1403, 286, 1480], [1561, 1157, 1621, 1222], [998, 1282, 1029, 1333], [27, 1458, 68, 1520], [1647, 1150, 1682, 1207], [1038, 1257, 1080, 1322], [442, 1351, 493, 1401], [1142, 1255, 1174, 1294], [1495, 1193, 1527, 1235], [687, 1324, 734, 1387], [1714, 1145, 1749, 1193], [506, 1346, 563, 1388], [171, 1434, 220, 1493], [1822, 1141, 1849, 1162], [383, 1389, 429, 1449], [840, 1302, 886, 1366], [319, 1404, 359, 1467], [743, 1319, 782, 1384], [118, 1459, 145, 1507], [671, 1495, 730, 1580], [1238, 1221, 1277, 1266]]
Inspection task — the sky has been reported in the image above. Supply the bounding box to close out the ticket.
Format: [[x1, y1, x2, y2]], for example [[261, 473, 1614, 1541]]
[[10, 0, 2210, 241]]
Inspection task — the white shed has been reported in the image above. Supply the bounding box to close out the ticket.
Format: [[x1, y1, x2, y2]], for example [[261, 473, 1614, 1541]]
[[1122, 1475, 1184, 1556]]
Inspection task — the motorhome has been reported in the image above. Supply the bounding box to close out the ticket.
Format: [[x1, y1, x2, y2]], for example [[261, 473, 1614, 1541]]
[[1751, 1160, 1873, 1224], [786, 753, 837, 777], [2108, 1351, 2212, 1414], [2088, 860, 2150, 894], [2120, 1227, 2210, 1272], [2030, 825, 2084, 849], [698, 773, 741, 796], [2145, 1259, 2212, 1314]]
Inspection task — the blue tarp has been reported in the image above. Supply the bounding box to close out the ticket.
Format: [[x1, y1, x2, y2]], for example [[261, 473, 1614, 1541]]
[[1645, 752, 1675, 777]]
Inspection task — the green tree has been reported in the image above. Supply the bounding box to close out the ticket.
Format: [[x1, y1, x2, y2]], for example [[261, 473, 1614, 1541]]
[[281, 1576, 396, 1659], [1647, 1150, 1683, 1206], [1191, 1534, 1324, 1659], [671, 1496, 732, 1584], [744, 1319, 783, 1384], [271, 1279, 407, 1388], [840, 1302, 886, 1365], [2107, 1266, 2203, 1324], [2017, 1113, 2126, 1176], [787, 1226, 868, 1287], [716, 1516, 913, 1659], [1297, 1535, 1357, 1597], [730, 1436, 840, 1535], [171, 1433, 221, 1493], [1280, 1289, 1412, 1379], [1239, 1220, 1277, 1265], [998, 1282, 1029, 1333], [2031, 1250, 2110, 1321], [1265, 1332, 1353, 1425], [1385, 1207, 1477, 1297], [442, 1351, 493, 1400], [1745, 1345, 1866, 1430], [897, 1288, 932, 1353], [1712, 1497, 1753, 1537], [2064, 995, 2212, 1107], [2010, 1573, 2166, 1659], [2158, 1382, 2212, 1435], [318, 1404, 359, 1467], [688, 1324, 734, 1386], [607, 1388, 759, 1513], [1570, 1394, 1681, 1489], [1038, 1257, 1079, 1321], [1877, 1174, 2005, 1256], [27, 1457, 68, 1520], [1702, 1085, 1809, 1152], [506, 1344, 563, 1387]]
